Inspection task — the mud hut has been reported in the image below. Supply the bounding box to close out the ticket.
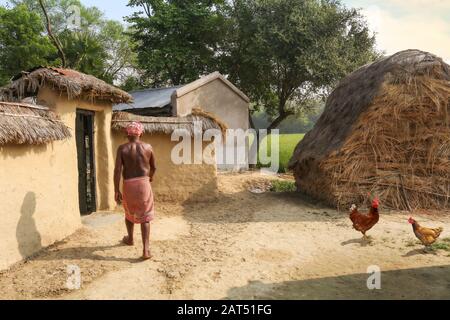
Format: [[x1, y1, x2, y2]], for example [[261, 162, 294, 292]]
[[0, 67, 131, 270], [115, 72, 250, 171], [111, 108, 227, 202], [289, 50, 450, 211]]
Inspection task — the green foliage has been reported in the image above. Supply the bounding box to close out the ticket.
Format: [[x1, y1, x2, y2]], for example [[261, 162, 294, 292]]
[[253, 102, 324, 134], [1, 0, 380, 110], [225, 0, 380, 129], [2, 0, 137, 85], [126, 0, 229, 86], [58, 29, 108, 78], [270, 180, 297, 192], [0, 4, 56, 85], [430, 242, 450, 252]]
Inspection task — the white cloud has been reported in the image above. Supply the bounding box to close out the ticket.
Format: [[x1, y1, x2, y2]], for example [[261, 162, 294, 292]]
[[361, 4, 450, 62], [388, 0, 450, 9]]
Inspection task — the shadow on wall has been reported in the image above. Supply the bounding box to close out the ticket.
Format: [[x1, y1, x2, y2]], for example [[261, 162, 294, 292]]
[[225, 265, 450, 300], [0, 143, 49, 161], [16, 192, 42, 258]]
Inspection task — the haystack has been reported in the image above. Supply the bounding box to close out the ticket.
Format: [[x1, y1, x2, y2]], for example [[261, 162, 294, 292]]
[[289, 50, 450, 211], [111, 108, 228, 136], [0, 67, 132, 104], [0, 101, 71, 145]]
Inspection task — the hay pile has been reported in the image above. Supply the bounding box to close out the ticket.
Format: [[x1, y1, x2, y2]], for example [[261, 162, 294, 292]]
[[0, 67, 132, 104], [0, 102, 71, 145], [111, 108, 228, 136], [289, 50, 450, 211]]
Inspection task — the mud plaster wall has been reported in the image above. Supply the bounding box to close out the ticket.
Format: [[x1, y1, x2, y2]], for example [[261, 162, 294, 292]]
[[111, 132, 219, 203], [175, 79, 250, 170], [0, 86, 115, 270], [0, 141, 82, 270]]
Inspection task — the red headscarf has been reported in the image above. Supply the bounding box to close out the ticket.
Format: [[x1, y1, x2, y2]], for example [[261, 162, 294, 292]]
[[126, 121, 144, 137]]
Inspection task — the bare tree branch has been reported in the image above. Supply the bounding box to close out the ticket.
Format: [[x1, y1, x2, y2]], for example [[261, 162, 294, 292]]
[[38, 0, 66, 67]]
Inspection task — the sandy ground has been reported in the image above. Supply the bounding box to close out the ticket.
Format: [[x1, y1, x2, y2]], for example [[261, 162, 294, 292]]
[[1, 172, 449, 300]]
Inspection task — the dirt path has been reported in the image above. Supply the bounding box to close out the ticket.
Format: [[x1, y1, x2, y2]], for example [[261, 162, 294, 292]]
[[1, 172, 449, 300]]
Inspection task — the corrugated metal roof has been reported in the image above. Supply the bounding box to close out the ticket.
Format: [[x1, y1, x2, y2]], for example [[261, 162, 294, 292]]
[[114, 86, 183, 111]]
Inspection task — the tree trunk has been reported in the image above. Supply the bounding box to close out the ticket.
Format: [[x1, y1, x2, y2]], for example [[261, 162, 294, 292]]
[[267, 113, 289, 131], [38, 0, 67, 67], [267, 97, 291, 131]]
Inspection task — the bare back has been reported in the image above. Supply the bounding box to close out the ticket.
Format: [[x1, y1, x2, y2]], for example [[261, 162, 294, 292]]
[[119, 142, 153, 180]]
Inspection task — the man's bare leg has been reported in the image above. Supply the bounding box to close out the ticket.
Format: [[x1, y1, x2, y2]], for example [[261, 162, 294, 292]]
[[141, 222, 151, 259], [123, 218, 134, 245]]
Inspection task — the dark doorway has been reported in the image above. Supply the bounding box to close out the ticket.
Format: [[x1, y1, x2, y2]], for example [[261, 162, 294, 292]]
[[76, 109, 97, 215]]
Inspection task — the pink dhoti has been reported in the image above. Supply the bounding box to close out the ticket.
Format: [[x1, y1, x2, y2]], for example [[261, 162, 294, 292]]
[[122, 176, 155, 224]]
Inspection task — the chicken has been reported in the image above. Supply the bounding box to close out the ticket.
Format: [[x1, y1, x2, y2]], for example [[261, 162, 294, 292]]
[[349, 198, 380, 239], [408, 217, 443, 247]]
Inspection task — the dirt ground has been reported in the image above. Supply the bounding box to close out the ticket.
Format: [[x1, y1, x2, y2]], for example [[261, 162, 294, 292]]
[[1, 172, 449, 300]]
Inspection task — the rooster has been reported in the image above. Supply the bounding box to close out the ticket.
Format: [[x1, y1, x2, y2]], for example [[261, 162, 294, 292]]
[[408, 217, 443, 247], [349, 198, 380, 239]]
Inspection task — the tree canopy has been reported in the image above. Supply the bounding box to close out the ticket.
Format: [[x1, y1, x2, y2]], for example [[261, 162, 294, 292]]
[[0, 4, 56, 84], [0, 0, 379, 132], [126, 0, 228, 87], [224, 0, 379, 130], [1, 0, 137, 86]]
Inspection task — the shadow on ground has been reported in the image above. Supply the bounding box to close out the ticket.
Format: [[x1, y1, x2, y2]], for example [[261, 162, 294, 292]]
[[226, 265, 450, 300], [33, 243, 143, 263], [181, 187, 342, 224]]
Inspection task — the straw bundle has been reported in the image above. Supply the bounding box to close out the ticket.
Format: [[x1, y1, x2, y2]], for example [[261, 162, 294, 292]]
[[0, 102, 71, 145], [0, 67, 132, 104], [289, 50, 450, 210]]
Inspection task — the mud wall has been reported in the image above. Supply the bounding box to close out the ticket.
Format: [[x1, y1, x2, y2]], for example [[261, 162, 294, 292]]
[[111, 132, 218, 203], [0, 87, 115, 270]]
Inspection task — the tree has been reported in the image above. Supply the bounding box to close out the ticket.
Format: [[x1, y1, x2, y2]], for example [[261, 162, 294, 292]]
[[5, 0, 137, 85], [38, 0, 67, 67], [100, 20, 138, 84], [0, 5, 56, 85], [224, 0, 379, 130], [126, 0, 228, 86]]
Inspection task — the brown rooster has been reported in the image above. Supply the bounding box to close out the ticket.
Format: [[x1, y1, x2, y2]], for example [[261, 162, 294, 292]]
[[349, 198, 380, 239], [408, 217, 443, 247]]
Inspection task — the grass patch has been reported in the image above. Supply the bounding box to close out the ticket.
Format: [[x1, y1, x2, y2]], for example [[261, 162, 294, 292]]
[[253, 133, 305, 173], [270, 180, 297, 192], [430, 242, 450, 252], [441, 237, 450, 243]]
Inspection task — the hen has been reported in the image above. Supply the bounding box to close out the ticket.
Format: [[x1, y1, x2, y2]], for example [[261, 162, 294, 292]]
[[349, 198, 380, 239], [408, 217, 443, 247]]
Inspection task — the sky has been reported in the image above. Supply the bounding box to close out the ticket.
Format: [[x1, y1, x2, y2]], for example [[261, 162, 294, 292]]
[[1, 0, 449, 62], [344, 0, 450, 63]]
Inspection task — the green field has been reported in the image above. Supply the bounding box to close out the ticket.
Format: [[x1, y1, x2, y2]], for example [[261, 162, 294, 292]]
[[252, 133, 305, 173]]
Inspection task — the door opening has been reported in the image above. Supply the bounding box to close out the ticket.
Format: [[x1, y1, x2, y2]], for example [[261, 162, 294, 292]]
[[76, 109, 97, 215]]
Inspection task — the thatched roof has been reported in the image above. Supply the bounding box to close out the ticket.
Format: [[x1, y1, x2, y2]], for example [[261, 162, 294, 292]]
[[111, 108, 228, 136], [0, 67, 132, 104], [290, 50, 450, 168], [289, 49, 450, 210], [0, 101, 71, 145]]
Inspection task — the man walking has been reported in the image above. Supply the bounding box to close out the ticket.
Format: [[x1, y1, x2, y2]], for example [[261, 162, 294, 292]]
[[114, 122, 156, 260]]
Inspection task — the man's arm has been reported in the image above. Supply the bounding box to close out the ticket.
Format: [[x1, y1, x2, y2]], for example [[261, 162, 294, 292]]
[[149, 147, 156, 182], [114, 146, 123, 203]]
